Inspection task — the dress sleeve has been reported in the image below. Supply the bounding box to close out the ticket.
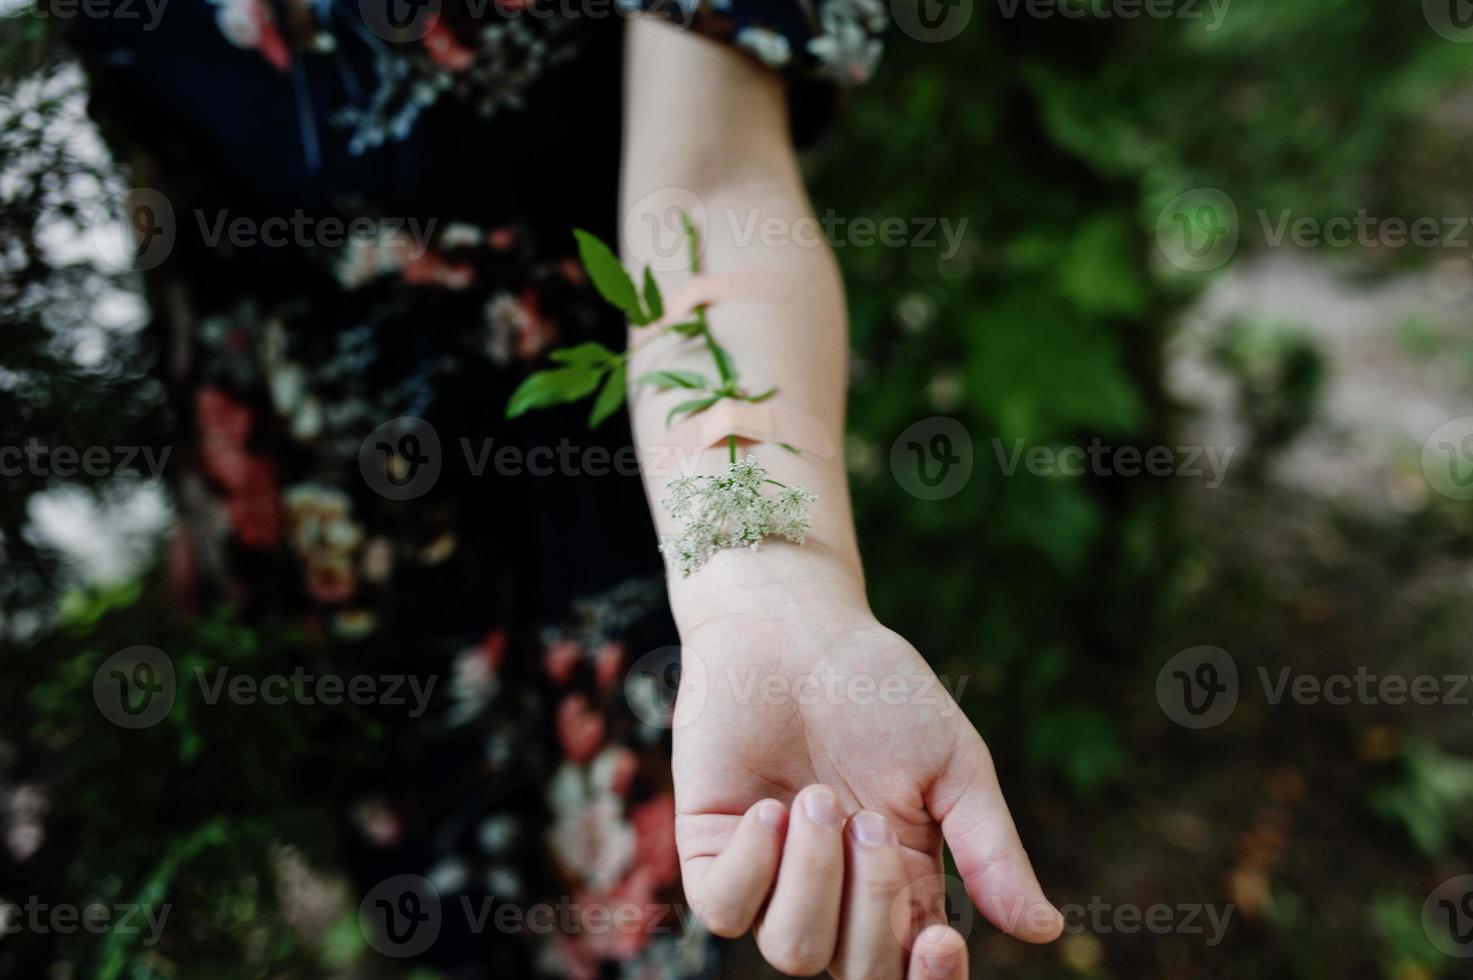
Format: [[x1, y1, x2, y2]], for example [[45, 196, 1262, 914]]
[[629, 0, 887, 139]]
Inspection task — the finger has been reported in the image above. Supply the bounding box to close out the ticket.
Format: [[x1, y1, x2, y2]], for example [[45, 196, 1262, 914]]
[[830, 811, 907, 980], [929, 729, 1064, 943], [755, 784, 846, 976], [684, 799, 787, 937], [906, 924, 968, 980]]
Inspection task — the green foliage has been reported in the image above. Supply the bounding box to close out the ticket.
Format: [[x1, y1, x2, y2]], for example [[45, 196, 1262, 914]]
[[573, 228, 649, 325], [639, 369, 712, 390], [505, 364, 605, 418], [11, 587, 400, 977], [513, 223, 781, 452], [1370, 739, 1473, 857], [806, 0, 1471, 794], [1211, 316, 1327, 456], [1024, 703, 1129, 796], [1372, 893, 1447, 979], [590, 361, 628, 428]]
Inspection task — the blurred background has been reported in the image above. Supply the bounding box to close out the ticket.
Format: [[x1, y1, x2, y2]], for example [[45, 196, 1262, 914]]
[[3, 1, 1473, 977]]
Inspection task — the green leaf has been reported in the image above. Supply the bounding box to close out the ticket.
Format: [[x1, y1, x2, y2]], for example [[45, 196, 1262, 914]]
[[549, 341, 615, 368], [745, 387, 777, 403], [642, 266, 663, 322], [573, 229, 646, 324], [589, 363, 627, 428], [711, 343, 736, 383], [669, 321, 703, 337], [637, 369, 710, 390], [505, 367, 602, 419], [666, 395, 719, 427]]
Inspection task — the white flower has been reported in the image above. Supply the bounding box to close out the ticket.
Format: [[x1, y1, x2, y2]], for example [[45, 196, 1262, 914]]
[[808, 0, 884, 85], [658, 455, 817, 575], [427, 857, 469, 894], [737, 27, 792, 68], [439, 222, 483, 248], [478, 815, 518, 855], [546, 763, 635, 890], [485, 866, 522, 899], [484, 291, 528, 366], [850, 0, 889, 32]]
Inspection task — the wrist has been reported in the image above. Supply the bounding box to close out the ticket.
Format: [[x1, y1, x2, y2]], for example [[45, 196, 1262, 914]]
[[666, 537, 871, 637]]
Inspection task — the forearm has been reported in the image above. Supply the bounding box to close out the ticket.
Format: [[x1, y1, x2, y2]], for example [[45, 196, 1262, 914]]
[[620, 20, 867, 628]]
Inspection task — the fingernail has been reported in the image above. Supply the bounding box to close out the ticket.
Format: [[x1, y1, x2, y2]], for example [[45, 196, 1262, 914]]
[[849, 810, 889, 847], [756, 799, 785, 833], [923, 952, 958, 977], [801, 786, 840, 826], [917, 925, 963, 977]]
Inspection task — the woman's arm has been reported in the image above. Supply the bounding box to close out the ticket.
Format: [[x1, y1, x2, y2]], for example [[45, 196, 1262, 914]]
[[621, 19, 1061, 979], [621, 17, 864, 619]]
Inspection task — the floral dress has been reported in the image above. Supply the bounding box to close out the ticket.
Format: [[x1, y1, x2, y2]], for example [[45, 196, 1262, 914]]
[[68, 0, 881, 976]]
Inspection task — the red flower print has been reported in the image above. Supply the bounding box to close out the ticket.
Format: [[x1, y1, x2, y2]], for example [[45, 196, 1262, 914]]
[[556, 694, 605, 763], [544, 639, 581, 685], [594, 641, 625, 691], [514, 289, 555, 360], [557, 257, 586, 284], [210, 0, 290, 72], [423, 15, 476, 72], [198, 386, 252, 447], [227, 456, 281, 547], [400, 249, 475, 289], [630, 794, 679, 888], [200, 441, 253, 492], [479, 628, 508, 670], [197, 388, 281, 547], [574, 865, 660, 961], [487, 227, 517, 251]]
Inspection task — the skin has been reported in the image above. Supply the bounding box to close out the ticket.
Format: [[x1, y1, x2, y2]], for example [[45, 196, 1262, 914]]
[[621, 18, 1065, 977]]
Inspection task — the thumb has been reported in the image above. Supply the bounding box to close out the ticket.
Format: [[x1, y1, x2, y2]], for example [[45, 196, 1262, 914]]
[[927, 727, 1064, 943]]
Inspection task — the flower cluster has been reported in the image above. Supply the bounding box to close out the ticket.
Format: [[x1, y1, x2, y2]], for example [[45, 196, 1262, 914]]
[[659, 456, 817, 575]]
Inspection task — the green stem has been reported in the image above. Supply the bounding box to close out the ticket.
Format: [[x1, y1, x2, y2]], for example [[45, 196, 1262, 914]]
[[681, 212, 739, 462]]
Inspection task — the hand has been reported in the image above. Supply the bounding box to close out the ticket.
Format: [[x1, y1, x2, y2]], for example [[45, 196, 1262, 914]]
[[667, 548, 1064, 978]]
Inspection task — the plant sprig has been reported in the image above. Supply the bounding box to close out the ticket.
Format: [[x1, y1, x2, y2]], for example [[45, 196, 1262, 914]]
[[505, 213, 817, 574], [504, 218, 777, 457]]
